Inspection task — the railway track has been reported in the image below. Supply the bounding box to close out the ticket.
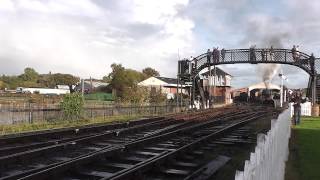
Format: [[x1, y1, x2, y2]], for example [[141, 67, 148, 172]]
[[0, 118, 186, 179], [0, 106, 247, 156], [7, 108, 274, 180], [0, 105, 278, 180], [0, 106, 249, 180], [0, 107, 239, 157], [0, 117, 165, 155], [0, 107, 245, 179]]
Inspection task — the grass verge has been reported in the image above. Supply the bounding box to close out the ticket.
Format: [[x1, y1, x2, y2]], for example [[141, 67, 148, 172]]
[[286, 116, 320, 180], [0, 115, 145, 136]]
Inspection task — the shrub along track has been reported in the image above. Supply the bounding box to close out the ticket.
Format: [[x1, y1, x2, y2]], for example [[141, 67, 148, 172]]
[[0, 106, 253, 180]]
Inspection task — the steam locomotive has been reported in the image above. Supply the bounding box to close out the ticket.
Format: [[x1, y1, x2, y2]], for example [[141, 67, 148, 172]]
[[234, 89, 280, 107]]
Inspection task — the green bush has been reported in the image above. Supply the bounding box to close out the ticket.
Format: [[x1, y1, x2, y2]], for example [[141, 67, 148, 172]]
[[60, 93, 84, 120], [84, 92, 113, 101]]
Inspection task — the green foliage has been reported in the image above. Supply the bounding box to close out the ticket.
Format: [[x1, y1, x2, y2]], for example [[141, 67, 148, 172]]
[[103, 63, 125, 83], [50, 73, 80, 92], [0, 75, 23, 89], [107, 63, 145, 99], [142, 67, 160, 78], [84, 92, 113, 101], [0, 68, 79, 90], [37, 74, 56, 88], [20, 81, 42, 88], [149, 90, 167, 104], [121, 85, 149, 104], [60, 93, 84, 120], [0, 80, 7, 89], [20, 67, 39, 81], [104, 64, 163, 104]]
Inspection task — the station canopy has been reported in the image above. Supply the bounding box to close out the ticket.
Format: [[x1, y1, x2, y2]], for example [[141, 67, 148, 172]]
[[248, 82, 281, 92]]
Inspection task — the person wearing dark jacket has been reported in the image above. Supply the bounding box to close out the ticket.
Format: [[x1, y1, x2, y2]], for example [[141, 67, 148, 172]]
[[249, 45, 256, 62], [206, 49, 211, 64], [212, 47, 220, 63], [292, 94, 303, 125], [221, 48, 226, 62]]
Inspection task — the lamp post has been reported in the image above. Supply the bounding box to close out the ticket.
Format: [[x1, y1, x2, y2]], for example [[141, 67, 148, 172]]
[[279, 69, 287, 108]]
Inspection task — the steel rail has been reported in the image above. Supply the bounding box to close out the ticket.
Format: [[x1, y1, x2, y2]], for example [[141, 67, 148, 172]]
[[17, 111, 264, 180], [106, 113, 266, 180]]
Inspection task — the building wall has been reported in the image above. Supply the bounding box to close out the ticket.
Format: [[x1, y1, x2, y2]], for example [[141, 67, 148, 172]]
[[206, 86, 232, 104], [200, 72, 232, 104], [203, 75, 232, 86], [145, 85, 188, 94], [138, 77, 168, 86], [138, 77, 188, 96]]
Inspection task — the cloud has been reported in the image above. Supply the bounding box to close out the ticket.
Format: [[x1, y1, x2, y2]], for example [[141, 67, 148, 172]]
[[0, 0, 194, 79], [0, 0, 318, 89], [181, 0, 319, 88], [0, 0, 15, 12], [14, 0, 105, 17]]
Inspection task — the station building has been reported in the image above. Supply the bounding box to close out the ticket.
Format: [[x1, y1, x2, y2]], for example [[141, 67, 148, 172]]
[[200, 67, 233, 104], [138, 76, 188, 100], [139, 67, 233, 104]]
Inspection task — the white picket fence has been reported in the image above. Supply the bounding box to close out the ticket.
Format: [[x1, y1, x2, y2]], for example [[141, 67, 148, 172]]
[[290, 102, 311, 117], [234, 108, 291, 180]]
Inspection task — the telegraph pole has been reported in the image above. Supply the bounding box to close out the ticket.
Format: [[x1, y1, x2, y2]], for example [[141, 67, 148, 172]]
[[177, 68, 180, 107], [213, 64, 216, 107], [81, 79, 84, 96], [279, 69, 287, 108], [208, 65, 211, 108], [177, 49, 181, 107]]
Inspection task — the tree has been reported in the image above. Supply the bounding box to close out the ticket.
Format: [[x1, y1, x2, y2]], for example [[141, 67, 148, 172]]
[[0, 68, 80, 90], [103, 63, 125, 83], [37, 74, 56, 88], [0, 80, 7, 89], [20, 67, 39, 82], [142, 67, 160, 78], [106, 64, 145, 99], [149, 90, 167, 104], [51, 73, 80, 92], [20, 81, 42, 88], [0, 75, 22, 89], [121, 85, 149, 105]]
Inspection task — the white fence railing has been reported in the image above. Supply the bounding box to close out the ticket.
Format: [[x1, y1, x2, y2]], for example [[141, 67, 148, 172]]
[[234, 108, 291, 180], [290, 102, 311, 117]]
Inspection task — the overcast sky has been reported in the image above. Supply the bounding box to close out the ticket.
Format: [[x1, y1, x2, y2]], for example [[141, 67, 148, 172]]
[[0, 0, 319, 88]]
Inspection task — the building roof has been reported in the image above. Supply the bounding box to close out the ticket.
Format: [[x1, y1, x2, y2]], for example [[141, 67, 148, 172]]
[[56, 85, 69, 90], [156, 77, 178, 84], [84, 81, 109, 88], [201, 67, 231, 76], [248, 82, 280, 91], [138, 76, 188, 87]]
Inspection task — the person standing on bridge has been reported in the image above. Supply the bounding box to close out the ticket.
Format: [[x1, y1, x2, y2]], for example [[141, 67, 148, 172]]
[[193, 57, 198, 71], [207, 49, 211, 64], [213, 47, 220, 63], [310, 53, 315, 75], [296, 45, 300, 62], [249, 45, 256, 62], [221, 48, 226, 62], [292, 45, 297, 62], [261, 48, 266, 61], [270, 46, 274, 61]]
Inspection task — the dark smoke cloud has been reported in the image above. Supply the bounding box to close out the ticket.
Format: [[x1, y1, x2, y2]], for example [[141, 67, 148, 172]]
[[239, 15, 299, 88]]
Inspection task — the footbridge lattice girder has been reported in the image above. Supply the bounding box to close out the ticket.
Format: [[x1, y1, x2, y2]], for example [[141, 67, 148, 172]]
[[193, 49, 314, 75], [178, 48, 319, 104]]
